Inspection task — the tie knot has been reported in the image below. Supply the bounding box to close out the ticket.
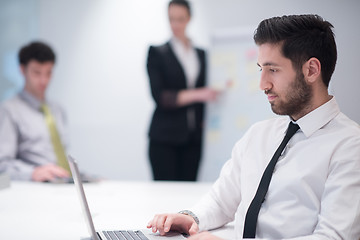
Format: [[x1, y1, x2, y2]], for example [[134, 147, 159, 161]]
[[286, 122, 300, 138], [40, 104, 50, 115]]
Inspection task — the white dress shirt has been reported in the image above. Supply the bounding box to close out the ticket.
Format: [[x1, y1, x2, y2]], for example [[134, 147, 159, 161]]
[[170, 37, 200, 89], [191, 97, 360, 239], [170, 37, 201, 130], [0, 90, 68, 180]]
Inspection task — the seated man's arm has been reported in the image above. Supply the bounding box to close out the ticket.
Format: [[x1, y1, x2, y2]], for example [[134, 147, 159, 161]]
[[0, 107, 68, 181], [0, 107, 35, 180], [295, 137, 360, 240]]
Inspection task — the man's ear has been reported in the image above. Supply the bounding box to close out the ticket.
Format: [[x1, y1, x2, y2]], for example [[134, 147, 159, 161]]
[[303, 57, 321, 84]]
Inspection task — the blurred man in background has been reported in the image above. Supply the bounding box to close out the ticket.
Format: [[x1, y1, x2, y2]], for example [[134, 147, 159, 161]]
[[0, 41, 70, 182]]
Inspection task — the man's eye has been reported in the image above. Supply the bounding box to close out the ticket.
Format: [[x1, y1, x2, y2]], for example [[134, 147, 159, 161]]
[[270, 68, 277, 72]]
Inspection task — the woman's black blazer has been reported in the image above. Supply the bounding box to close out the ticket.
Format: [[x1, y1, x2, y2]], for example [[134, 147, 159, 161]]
[[146, 42, 207, 145]]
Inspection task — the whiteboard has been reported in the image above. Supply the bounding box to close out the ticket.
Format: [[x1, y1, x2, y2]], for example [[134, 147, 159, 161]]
[[199, 27, 275, 182]]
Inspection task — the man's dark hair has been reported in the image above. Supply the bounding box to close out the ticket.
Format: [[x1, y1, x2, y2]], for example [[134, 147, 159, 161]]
[[168, 0, 191, 16], [18, 41, 56, 66], [254, 14, 337, 87]]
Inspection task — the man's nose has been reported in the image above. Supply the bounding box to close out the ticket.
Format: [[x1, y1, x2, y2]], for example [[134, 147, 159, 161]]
[[259, 71, 271, 91]]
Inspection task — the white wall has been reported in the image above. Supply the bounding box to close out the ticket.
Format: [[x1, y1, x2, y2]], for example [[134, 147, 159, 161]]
[[38, 0, 170, 180], [37, 0, 214, 181], [2, 0, 359, 181], [0, 0, 39, 100]]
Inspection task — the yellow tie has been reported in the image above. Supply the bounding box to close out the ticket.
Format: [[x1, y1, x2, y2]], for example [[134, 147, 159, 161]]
[[40, 104, 71, 175]]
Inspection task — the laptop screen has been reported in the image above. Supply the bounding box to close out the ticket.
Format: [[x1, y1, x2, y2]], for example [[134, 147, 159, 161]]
[[68, 155, 99, 240]]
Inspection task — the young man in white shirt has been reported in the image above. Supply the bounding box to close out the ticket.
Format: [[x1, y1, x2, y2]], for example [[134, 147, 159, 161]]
[[147, 14, 360, 240]]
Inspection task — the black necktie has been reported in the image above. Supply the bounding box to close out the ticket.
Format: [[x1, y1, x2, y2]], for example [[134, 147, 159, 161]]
[[243, 122, 300, 238]]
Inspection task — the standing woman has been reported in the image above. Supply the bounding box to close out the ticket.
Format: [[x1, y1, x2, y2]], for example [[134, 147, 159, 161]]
[[146, 0, 218, 181]]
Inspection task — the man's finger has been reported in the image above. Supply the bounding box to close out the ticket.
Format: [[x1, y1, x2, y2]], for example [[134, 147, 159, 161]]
[[188, 222, 199, 235], [164, 214, 176, 233], [156, 215, 168, 235]]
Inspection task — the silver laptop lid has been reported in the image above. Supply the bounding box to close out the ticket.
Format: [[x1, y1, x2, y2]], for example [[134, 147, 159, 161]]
[[68, 155, 99, 240]]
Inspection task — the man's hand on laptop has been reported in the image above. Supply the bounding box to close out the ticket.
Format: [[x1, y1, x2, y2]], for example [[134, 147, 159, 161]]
[[32, 164, 70, 182], [147, 213, 199, 236]]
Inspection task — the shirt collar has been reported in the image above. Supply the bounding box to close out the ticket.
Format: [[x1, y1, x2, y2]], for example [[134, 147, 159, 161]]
[[295, 96, 340, 138], [19, 90, 44, 111], [170, 36, 194, 50]]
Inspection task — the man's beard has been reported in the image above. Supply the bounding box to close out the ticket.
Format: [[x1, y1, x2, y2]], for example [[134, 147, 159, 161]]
[[267, 72, 312, 117]]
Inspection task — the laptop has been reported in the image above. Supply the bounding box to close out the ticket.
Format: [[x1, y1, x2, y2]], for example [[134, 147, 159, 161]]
[[67, 155, 187, 240]]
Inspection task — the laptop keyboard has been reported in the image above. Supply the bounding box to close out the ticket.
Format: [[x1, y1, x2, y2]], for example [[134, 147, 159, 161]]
[[102, 230, 149, 240]]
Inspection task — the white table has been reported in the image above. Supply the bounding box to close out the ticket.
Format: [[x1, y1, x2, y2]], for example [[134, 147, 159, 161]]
[[0, 181, 234, 240]]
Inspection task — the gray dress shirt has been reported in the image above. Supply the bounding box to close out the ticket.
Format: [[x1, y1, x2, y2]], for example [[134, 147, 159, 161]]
[[0, 90, 68, 180]]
